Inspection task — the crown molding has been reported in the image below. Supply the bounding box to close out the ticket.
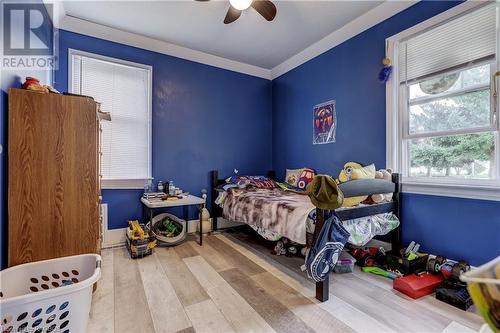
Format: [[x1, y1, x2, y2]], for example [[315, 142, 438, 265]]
[[42, 0, 66, 28], [47, 1, 419, 81], [270, 1, 418, 79], [59, 15, 272, 80]]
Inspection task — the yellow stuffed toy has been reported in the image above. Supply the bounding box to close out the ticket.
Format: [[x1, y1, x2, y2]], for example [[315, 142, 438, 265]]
[[337, 162, 376, 207]]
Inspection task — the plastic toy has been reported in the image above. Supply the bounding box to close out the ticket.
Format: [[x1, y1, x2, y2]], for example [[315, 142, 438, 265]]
[[362, 266, 398, 279], [350, 247, 386, 267], [126, 220, 157, 259], [393, 271, 445, 299]]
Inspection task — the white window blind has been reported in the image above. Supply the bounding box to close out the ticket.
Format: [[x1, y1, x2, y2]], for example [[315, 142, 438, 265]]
[[399, 3, 496, 83], [71, 52, 152, 184]]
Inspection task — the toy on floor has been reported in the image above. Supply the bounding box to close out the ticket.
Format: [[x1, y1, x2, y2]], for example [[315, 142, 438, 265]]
[[427, 255, 471, 280], [393, 271, 445, 299], [427, 255, 473, 310], [126, 220, 157, 259], [362, 266, 398, 279], [350, 246, 386, 267], [273, 237, 305, 257]]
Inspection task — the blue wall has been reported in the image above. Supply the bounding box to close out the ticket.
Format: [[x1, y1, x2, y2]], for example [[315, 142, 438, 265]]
[[401, 193, 500, 266], [271, 0, 500, 265], [54, 30, 273, 230], [0, 1, 54, 268], [2, 1, 498, 268]]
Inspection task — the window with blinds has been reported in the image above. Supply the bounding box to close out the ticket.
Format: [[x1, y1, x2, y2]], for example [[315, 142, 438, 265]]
[[70, 50, 152, 187], [399, 4, 496, 84], [394, 3, 499, 182]]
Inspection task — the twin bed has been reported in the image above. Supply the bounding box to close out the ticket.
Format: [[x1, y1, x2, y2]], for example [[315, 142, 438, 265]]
[[210, 170, 402, 302]]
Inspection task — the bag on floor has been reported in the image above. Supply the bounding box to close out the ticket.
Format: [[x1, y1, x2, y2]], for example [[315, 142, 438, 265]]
[[305, 211, 350, 282]]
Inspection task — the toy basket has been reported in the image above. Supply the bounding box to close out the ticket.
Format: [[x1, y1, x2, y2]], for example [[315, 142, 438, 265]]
[[0, 254, 101, 333], [461, 256, 500, 333], [151, 213, 187, 246]]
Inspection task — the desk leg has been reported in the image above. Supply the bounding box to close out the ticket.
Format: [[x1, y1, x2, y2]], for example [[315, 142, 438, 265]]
[[183, 206, 189, 222], [198, 204, 203, 246]]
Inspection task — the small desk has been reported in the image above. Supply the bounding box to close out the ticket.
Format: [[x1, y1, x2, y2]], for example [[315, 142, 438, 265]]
[[141, 195, 205, 245]]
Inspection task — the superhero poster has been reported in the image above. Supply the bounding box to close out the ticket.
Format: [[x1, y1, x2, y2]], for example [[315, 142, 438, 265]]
[[313, 100, 336, 144]]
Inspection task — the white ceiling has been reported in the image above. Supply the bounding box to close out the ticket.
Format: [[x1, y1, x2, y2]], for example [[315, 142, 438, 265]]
[[62, 0, 384, 69]]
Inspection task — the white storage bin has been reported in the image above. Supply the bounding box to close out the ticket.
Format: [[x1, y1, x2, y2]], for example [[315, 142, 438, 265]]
[[0, 254, 101, 333], [151, 213, 187, 246]]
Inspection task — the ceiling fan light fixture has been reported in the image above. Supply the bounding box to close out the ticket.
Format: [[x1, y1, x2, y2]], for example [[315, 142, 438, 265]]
[[229, 0, 252, 11]]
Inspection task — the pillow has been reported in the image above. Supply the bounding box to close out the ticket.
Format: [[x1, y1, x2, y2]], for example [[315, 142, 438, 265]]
[[286, 168, 315, 189], [350, 164, 376, 180], [285, 169, 302, 187]]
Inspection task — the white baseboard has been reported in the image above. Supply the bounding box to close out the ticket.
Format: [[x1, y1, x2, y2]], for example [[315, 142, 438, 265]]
[[102, 218, 215, 249]]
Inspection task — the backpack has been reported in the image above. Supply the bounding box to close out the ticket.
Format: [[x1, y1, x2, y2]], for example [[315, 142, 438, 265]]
[[305, 211, 350, 282]]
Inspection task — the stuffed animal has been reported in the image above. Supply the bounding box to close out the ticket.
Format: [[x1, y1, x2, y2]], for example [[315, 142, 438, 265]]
[[337, 162, 376, 207], [371, 169, 394, 203]]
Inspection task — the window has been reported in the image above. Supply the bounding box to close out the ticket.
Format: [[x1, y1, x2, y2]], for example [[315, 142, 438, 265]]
[[69, 49, 152, 188], [387, 2, 500, 200]]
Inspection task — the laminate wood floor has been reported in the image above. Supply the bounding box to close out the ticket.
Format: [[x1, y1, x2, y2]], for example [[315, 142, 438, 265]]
[[88, 233, 485, 333]]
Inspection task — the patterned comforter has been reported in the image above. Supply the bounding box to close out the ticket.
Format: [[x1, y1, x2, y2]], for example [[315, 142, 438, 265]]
[[222, 187, 315, 244]]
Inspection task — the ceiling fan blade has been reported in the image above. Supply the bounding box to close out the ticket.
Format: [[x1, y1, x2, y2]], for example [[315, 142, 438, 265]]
[[224, 5, 241, 24], [251, 0, 276, 21]]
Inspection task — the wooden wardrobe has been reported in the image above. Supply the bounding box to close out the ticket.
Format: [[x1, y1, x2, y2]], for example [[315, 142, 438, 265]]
[[8, 88, 102, 267]]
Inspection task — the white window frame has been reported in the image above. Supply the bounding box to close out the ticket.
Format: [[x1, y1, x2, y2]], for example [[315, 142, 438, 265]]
[[68, 49, 153, 189], [386, 1, 500, 201]]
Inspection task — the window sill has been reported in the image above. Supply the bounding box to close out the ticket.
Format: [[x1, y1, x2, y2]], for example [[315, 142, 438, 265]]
[[401, 179, 500, 201], [102, 179, 148, 190]]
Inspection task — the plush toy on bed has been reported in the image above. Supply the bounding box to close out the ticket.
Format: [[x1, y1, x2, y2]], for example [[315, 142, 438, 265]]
[[371, 169, 394, 203], [336, 162, 376, 207]]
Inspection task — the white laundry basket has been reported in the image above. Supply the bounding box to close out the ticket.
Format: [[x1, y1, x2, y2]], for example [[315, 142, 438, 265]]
[[0, 254, 101, 333]]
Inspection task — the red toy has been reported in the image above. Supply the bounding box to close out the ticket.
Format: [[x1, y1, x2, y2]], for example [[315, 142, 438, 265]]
[[393, 271, 444, 299], [350, 247, 382, 267]]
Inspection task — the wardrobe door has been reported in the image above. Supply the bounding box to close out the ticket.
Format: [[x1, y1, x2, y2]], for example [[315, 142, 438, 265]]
[[8, 89, 99, 266]]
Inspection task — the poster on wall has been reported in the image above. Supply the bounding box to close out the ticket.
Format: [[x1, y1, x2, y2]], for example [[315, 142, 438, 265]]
[[313, 100, 336, 144]]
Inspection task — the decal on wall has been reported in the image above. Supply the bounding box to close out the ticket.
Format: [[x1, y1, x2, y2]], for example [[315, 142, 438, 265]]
[[313, 100, 336, 145]]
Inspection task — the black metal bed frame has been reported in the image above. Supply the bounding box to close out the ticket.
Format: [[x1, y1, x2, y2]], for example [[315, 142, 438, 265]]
[[210, 170, 401, 302]]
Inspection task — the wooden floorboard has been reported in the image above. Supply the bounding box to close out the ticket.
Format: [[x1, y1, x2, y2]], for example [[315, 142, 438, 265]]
[[184, 255, 276, 333], [204, 235, 266, 276], [220, 268, 315, 333], [88, 248, 114, 333], [173, 241, 200, 259], [189, 240, 233, 272], [90, 234, 484, 333], [113, 247, 155, 333], [156, 247, 210, 307], [184, 299, 236, 333], [137, 253, 192, 333], [252, 272, 356, 333]]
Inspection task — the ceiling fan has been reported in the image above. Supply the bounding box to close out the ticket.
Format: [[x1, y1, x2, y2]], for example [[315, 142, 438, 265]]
[[197, 0, 277, 24]]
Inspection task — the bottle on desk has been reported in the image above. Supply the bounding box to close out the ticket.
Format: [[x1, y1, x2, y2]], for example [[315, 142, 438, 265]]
[[157, 181, 164, 193], [168, 181, 174, 196]]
